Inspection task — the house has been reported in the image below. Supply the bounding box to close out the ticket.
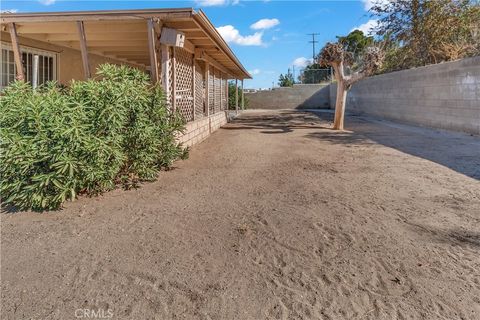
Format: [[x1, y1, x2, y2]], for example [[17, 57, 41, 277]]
[[0, 8, 250, 146]]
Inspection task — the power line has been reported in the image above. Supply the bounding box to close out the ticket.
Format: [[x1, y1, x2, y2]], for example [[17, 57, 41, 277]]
[[307, 33, 320, 61]]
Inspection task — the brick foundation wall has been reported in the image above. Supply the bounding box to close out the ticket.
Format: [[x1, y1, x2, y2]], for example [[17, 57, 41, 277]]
[[177, 111, 228, 147]]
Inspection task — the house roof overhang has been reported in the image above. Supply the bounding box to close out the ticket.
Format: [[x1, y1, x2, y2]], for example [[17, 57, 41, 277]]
[[0, 8, 251, 79]]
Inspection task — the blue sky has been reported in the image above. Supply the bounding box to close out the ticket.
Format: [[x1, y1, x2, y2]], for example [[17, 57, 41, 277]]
[[1, 0, 378, 88]]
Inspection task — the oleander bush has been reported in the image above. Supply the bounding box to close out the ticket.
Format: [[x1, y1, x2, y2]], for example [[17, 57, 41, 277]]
[[0, 64, 188, 210]]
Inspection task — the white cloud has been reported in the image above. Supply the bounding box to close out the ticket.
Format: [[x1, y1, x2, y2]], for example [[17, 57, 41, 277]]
[[195, 0, 239, 6], [216, 25, 263, 46], [250, 18, 280, 30], [293, 57, 313, 68], [351, 19, 379, 35], [39, 0, 56, 5], [0, 9, 18, 13], [361, 0, 389, 11], [249, 69, 261, 75]]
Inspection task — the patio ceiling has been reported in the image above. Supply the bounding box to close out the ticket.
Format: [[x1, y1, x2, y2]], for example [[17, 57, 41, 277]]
[[0, 8, 251, 79]]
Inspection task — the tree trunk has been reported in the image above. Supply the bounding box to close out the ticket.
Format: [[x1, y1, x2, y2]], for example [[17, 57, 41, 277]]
[[333, 79, 348, 130]]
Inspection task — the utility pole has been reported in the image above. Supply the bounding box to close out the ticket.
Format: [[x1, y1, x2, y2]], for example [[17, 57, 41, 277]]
[[307, 33, 320, 60]]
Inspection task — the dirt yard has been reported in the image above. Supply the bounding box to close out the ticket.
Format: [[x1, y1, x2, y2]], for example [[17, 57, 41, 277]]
[[1, 110, 479, 320]]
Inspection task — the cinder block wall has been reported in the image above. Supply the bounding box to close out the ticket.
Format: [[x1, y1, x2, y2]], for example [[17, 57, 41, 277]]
[[177, 112, 228, 147], [245, 84, 331, 109], [331, 56, 480, 135]]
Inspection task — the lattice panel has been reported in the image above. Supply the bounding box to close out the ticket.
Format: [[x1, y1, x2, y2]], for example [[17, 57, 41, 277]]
[[209, 66, 215, 114], [222, 77, 227, 110], [167, 47, 174, 108], [174, 47, 194, 122], [194, 60, 205, 118], [214, 69, 222, 113], [219, 74, 223, 111]]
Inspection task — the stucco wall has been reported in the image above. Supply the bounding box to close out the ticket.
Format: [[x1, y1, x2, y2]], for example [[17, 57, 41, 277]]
[[245, 84, 330, 109], [1, 31, 144, 85], [330, 56, 480, 135]]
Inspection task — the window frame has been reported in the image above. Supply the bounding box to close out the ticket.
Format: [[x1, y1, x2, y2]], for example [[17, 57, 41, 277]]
[[1, 41, 58, 89]]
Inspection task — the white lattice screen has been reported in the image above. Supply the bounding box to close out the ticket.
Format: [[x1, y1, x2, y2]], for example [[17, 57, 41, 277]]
[[162, 49, 231, 122], [214, 69, 221, 113], [222, 77, 227, 110], [167, 47, 174, 107], [208, 66, 215, 114], [174, 47, 195, 122], [194, 60, 205, 118]]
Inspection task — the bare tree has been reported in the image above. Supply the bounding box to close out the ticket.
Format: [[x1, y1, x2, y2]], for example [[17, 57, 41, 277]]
[[319, 43, 384, 130]]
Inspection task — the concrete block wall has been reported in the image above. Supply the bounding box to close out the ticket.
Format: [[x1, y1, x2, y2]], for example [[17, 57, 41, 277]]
[[330, 56, 480, 135], [245, 84, 331, 109], [210, 111, 228, 132], [177, 111, 228, 147]]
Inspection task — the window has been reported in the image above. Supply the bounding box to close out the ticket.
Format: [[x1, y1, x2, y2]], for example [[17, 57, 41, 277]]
[[1, 42, 57, 88]]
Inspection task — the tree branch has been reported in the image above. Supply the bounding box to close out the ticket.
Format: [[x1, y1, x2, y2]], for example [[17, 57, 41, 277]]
[[345, 71, 367, 88]]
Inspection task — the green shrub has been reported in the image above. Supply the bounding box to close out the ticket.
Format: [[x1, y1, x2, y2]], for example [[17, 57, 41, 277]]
[[228, 81, 248, 110], [0, 64, 188, 210]]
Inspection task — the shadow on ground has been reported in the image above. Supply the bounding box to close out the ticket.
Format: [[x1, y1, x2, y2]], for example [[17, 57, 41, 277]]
[[229, 110, 480, 180], [225, 111, 332, 134], [403, 219, 480, 250]]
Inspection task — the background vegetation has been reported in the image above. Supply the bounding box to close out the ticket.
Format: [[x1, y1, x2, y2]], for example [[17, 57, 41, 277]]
[[228, 81, 248, 109], [0, 64, 188, 211], [313, 0, 479, 78], [278, 69, 295, 87], [372, 0, 479, 72]]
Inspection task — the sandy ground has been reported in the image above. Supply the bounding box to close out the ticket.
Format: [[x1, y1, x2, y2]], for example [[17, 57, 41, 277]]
[[1, 109, 480, 320]]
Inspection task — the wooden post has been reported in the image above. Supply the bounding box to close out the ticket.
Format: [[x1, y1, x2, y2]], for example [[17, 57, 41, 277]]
[[205, 62, 210, 118], [172, 47, 176, 112], [161, 44, 169, 97], [213, 68, 216, 113], [235, 79, 239, 114], [192, 55, 196, 121], [147, 18, 159, 83], [241, 79, 245, 110], [220, 74, 223, 110], [32, 55, 39, 89], [225, 78, 229, 111], [76, 21, 90, 79], [8, 23, 24, 81]]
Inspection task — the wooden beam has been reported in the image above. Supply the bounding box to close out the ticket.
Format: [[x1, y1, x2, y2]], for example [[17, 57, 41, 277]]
[[1, 10, 193, 23], [192, 55, 196, 121], [182, 39, 195, 54], [241, 79, 244, 110], [76, 21, 91, 79], [205, 61, 210, 120], [235, 79, 238, 114], [97, 48, 149, 54], [8, 23, 25, 80], [164, 21, 199, 30], [147, 18, 159, 83], [220, 72, 223, 110], [225, 77, 229, 111], [45, 32, 148, 42], [213, 67, 216, 113], [172, 46, 177, 112], [189, 39, 214, 46], [114, 54, 149, 59], [160, 44, 170, 97], [183, 31, 208, 39], [16, 21, 147, 34], [194, 48, 232, 77]]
